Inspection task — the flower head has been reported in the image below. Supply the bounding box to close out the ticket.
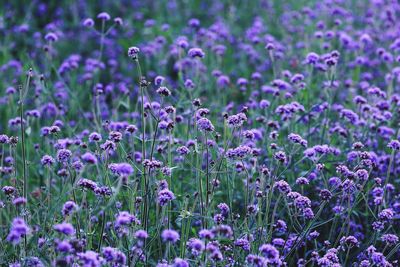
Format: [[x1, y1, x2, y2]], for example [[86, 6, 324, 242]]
[[161, 229, 180, 243]]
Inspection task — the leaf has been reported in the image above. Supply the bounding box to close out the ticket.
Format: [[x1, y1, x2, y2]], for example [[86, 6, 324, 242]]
[[25, 127, 31, 136], [119, 101, 129, 109]]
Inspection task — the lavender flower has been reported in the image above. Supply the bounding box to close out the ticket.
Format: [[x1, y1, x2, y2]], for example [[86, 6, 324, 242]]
[[187, 238, 205, 256], [7, 217, 30, 245], [158, 189, 176, 206], [77, 251, 104, 266], [62, 201, 78, 217], [41, 155, 55, 166], [128, 46, 140, 59], [197, 118, 215, 132], [97, 12, 111, 21], [54, 222, 75, 235], [259, 244, 281, 265], [188, 48, 205, 58], [83, 18, 94, 27], [57, 149, 72, 162], [108, 163, 134, 177], [227, 113, 247, 128], [161, 229, 180, 243], [388, 140, 400, 150], [81, 152, 98, 164], [77, 178, 98, 191]]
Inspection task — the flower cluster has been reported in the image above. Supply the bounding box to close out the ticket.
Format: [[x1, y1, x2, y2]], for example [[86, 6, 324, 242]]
[[1, 1, 400, 266]]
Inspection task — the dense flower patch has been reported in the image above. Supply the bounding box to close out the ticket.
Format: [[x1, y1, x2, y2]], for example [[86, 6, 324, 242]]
[[0, 0, 400, 266]]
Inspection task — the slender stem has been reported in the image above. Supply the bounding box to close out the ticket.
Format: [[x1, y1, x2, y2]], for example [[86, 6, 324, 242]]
[[267, 194, 282, 243], [134, 59, 147, 226], [196, 137, 205, 228], [19, 70, 31, 258], [205, 134, 210, 212], [382, 150, 395, 209], [20, 72, 31, 202], [343, 247, 351, 266], [98, 20, 105, 62], [68, 168, 81, 238], [97, 210, 106, 251], [47, 167, 52, 208], [284, 201, 327, 260]]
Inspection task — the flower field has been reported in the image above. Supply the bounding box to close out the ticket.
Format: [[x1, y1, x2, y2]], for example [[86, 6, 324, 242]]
[[0, 1, 400, 266]]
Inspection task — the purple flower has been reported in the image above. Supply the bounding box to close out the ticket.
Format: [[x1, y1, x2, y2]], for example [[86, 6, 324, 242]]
[[2, 186, 16, 195], [157, 189, 175, 206], [303, 208, 314, 219], [25, 257, 44, 267], [77, 178, 98, 191], [213, 213, 224, 224], [0, 134, 9, 144], [114, 17, 123, 26], [115, 211, 140, 228], [188, 48, 205, 58], [101, 140, 116, 152], [226, 145, 252, 159], [72, 160, 84, 171], [294, 196, 311, 209], [89, 132, 102, 142], [199, 229, 214, 240], [135, 230, 149, 239], [340, 235, 360, 247], [77, 251, 104, 267], [12, 197, 27, 206], [41, 155, 55, 166], [187, 238, 205, 256], [57, 149, 72, 162], [296, 177, 309, 185], [288, 133, 307, 147], [128, 46, 140, 59], [274, 151, 287, 163], [102, 247, 126, 265], [319, 189, 332, 201], [217, 203, 230, 216], [246, 254, 267, 266], [234, 238, 251, 251], [108, 163, 134, 177], [45, 32, 58, 42], [226, 113, 247, 128], [381, 234, 398, 245], [143, 159, 163, 169], [94, 186, 112, 197], [54, 222, 75, 235], [7, 217, 30, 245], [388, 140, 400, 150], [56, 240, 72, 253], [154, 76, 165, 85], [212, 224, 233, 238], [172, 258, 189, 267], [62, 201, 78, 217], [378, 209, 394, 221], [109, 131, 122, 142], [188, 18, 200, 28], [97, 12, 111, 21], [161, 229, 180, 243], [81, 152, 98, 164], [197, 118, 215, 132], [259, 244, 280, 264], [161, 167, 172, 176], [83, 18, 94, 27], [371, 252, 389, 266], [177, 146, 190, 155], [156, 86, 171, 96], [274, 180, 291, 194]]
